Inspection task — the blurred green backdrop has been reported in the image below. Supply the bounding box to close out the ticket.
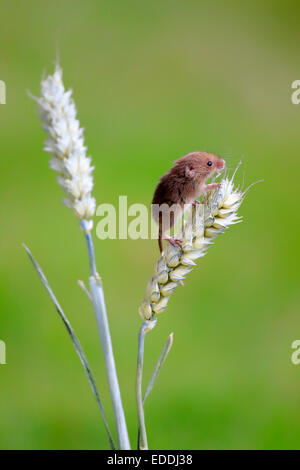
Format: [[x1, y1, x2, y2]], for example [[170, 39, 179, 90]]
[[0, 0, 300, 450]]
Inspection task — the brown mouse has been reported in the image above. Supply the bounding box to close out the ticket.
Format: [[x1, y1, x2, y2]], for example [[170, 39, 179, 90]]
[[152, 151, 225, 253]]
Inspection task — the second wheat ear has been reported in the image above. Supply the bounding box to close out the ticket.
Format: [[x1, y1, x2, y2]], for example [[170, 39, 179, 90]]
[[140, 171, 245, 321]]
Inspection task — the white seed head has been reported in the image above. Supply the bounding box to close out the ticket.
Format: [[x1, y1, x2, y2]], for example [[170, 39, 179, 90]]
[[139, 172, 245, 320], [37, 66, 96, 224]]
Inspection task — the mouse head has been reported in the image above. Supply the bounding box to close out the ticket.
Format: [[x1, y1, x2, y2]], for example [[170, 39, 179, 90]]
[[175, 151, 225, 179]]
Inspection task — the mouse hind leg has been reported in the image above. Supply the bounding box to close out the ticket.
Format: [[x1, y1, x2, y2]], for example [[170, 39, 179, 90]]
[[159, 210, 182, 253], [157, 203, 184, 254]]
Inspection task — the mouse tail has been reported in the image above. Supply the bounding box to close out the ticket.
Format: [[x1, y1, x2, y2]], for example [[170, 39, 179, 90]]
[[158, 213, 164, 254], [158, 235, 164, 254]]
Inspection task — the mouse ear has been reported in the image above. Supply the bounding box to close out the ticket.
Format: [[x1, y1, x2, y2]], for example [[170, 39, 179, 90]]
[[185, 164, 196, 179]]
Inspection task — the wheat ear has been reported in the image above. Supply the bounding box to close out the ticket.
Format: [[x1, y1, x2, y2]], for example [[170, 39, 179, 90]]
[[139, 172, 244, 320], [37, 65, 96, 225]]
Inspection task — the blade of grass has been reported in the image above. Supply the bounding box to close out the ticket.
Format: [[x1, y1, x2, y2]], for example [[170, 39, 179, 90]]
[[143, 332, 174, 404], [77, 279, 92, 303], [23, 244, 116, 450]]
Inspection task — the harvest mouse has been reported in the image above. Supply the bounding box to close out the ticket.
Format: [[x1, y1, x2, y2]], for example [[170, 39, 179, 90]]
[[152, 151, 225, 253]]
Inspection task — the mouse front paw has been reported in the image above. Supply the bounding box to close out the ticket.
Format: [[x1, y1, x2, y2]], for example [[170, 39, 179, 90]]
[[205, 183, 222, 192], [164, 236, 182, 249]]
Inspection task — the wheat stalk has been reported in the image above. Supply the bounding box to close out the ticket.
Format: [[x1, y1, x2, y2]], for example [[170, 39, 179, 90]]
[[31, 65, 130, 449]]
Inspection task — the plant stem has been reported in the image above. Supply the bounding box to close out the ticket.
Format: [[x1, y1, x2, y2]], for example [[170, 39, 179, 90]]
[[80, 220, 130, 450], [136, 323, 148, 450], [136, 318, 157, 450]]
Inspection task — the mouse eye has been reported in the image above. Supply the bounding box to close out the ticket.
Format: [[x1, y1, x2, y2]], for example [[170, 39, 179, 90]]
[[207, 161, 212, 167]]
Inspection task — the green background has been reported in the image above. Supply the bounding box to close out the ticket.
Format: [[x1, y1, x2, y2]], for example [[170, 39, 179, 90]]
[[0, 0, 300, 450]]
